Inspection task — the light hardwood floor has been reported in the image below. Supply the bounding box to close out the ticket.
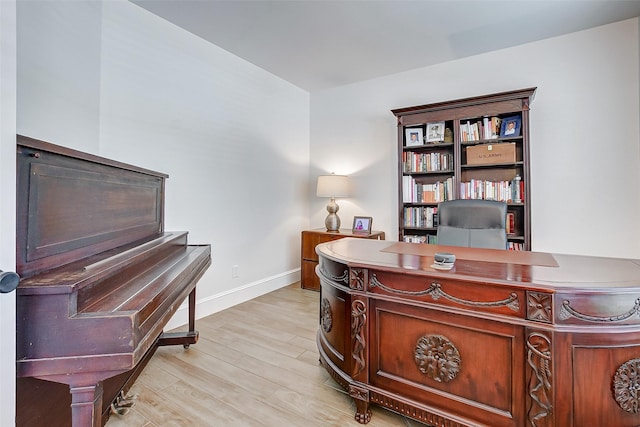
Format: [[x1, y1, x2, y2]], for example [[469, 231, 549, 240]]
[[105, 283, 426, 427]]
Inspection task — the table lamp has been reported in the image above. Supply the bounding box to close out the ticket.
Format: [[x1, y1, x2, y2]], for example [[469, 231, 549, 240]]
[[316, 174, 349, 231]]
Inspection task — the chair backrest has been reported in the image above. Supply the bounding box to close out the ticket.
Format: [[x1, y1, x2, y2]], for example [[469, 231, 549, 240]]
[[436, 199, 507, 249]]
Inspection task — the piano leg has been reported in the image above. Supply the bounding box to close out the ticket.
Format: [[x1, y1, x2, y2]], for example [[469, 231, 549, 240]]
[[70, 382, 103, 427], [158, 287, 199, 348], [188, 286, 196, 334]]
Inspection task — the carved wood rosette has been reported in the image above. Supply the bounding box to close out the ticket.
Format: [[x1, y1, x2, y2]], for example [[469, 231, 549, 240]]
[[321, 298, 332, 333], [350, 268, 366, 291], [526, 331, 553, 427], [613, 358, 640, 413], [527, 292, 552, 323], [351, 299, 367, 377], [414, 335, 461, 383]]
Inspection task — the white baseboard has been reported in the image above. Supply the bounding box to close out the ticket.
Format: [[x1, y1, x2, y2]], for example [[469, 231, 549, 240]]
[[164, 268, 301, 331]]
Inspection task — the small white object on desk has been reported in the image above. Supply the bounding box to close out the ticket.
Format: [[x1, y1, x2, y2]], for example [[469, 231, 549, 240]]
[[432, 252, 455, 270]]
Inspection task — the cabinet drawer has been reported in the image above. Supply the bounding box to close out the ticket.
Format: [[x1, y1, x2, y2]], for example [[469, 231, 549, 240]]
[[301, 232, 342, 260], [368, 269, 525, 319], [301, 260, 319, 290]]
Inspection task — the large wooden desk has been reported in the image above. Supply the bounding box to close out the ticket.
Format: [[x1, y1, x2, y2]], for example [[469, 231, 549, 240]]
[[315, 238, 640, 427]]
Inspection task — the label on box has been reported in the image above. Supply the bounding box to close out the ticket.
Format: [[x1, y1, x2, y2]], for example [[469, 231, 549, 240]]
[[466, 143, 516, 165]]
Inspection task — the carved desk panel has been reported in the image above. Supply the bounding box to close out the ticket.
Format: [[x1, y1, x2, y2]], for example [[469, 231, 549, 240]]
[[316, 238, 640, 427]]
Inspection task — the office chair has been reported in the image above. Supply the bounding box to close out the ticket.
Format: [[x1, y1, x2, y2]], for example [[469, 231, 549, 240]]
[[436, 199, 507, 249]]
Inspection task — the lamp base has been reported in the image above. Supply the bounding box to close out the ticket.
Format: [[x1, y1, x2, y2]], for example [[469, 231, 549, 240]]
[[325, 198, 341, 232]]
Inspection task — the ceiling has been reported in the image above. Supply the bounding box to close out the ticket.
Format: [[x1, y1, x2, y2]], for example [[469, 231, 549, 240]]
[[132, 0, 640, 92]]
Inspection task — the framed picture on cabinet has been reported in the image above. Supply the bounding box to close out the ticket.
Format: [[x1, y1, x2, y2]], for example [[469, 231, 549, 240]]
[[426, 121, 445, 142], [352, 216, 373, 234], [405, 128, 423, 147], [500, 116, 521, 137]]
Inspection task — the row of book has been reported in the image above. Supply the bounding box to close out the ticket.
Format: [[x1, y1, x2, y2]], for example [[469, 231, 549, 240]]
[[402, 176, 455, 203], [459, 177, 523, 203], [403, 151, 453, 173], [460, 116, 502, 142], [404, 209, 517, 234], [403, 234, 438, 244], [404, 176, 523, 204], [404, 206, 438, 228]]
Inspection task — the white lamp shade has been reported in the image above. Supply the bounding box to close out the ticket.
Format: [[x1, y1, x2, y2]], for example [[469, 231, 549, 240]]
[[316, 174, 349, 198]]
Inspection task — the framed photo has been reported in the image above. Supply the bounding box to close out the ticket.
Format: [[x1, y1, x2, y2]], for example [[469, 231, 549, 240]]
[[500, 116, 521, 138], [352, 216, 373, 234], [405, 128, 423, 147], [426, 121, 445, 143]]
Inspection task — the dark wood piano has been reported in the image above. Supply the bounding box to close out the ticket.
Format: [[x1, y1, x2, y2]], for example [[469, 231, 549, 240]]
[[15, 135, 212, 427]]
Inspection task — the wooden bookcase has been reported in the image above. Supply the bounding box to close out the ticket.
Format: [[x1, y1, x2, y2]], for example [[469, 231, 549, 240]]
[[393, 88, 536, 250]]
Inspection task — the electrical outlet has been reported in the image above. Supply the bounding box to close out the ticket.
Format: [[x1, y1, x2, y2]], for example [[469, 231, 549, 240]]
[[232, 265, 239, 278]]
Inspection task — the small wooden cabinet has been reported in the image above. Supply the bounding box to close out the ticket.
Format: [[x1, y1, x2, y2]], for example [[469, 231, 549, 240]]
[[301, 229, 385, 290]]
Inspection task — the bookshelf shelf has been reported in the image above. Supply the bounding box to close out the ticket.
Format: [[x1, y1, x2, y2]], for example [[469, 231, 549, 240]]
[[460, 162, 524, 169], [403, 142, 455, 150], [404, 227, 438, 231], [406, 171, 454, 176], [461, 136, 523, 146], [393, 88, 536, 250]]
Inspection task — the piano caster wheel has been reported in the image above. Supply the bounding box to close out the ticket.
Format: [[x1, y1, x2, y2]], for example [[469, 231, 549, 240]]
[[184, 344, 190, 349], [110, 390, 137, 416]]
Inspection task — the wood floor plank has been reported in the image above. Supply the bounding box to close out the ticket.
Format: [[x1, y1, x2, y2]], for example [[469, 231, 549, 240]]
[[106, 283, 426, 426]]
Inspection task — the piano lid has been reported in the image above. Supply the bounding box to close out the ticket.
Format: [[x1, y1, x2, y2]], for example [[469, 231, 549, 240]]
[[17, 135, 168, 279]]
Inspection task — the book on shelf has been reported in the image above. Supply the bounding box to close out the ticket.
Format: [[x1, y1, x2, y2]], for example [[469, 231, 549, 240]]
[[403, 176, 455, 203], [403, 206, 438, 228], [459, 177, 524, 203], [402, 234, 438, 244], [508, 242, 523, 251], [460, 116, 503, 142], [506, 212, 515, 234], [403, 151, 452, 173], [492, 117, 502, 138], [403, 234, 427, 243]]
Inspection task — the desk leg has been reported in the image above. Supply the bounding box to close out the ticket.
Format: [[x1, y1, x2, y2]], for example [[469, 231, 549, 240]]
[[70, 382, 103, 427], [349, 384, 371, 424]]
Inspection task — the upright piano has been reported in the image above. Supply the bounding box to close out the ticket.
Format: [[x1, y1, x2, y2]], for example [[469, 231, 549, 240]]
[[15, 135, 212, 426]]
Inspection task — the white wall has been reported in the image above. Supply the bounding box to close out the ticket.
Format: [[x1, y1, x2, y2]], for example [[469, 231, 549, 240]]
[[17, 0, 310, 328], [311, 18, 640, 259], [17, 0, 102, 152], [98, 1, 310, 322], [0, 1, 17, 424]]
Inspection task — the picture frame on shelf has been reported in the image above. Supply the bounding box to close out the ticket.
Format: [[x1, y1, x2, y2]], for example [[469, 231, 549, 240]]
[[405, 128, 423, 147], [500, 116, 521, 137], [426, 121, 445, 143], [352, 216, 373, 234]]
